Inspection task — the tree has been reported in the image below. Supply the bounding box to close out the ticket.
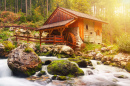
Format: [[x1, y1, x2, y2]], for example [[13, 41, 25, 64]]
[[30, 0, 31, 14], [25, 0, 27, 16], [47, 0, 48, 17], [4, 0, 6, 11], [21, 0, 22, 12]]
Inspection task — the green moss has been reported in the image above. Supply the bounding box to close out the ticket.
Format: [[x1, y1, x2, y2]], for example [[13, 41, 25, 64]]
[[37, 71, 46, 77], [3, 41, 15, 52], [47, 60, 84, 77], [24, 62, 42, 76], [24, 47, 33, 53], [125, 62, 130, 72], [109, 63, 117, 66], [82, 43, 101, 52], [104, 62, 109, 65], [97, 61, 101, 65], [57, 76, 67, 80], [37, 52, 52, 56]]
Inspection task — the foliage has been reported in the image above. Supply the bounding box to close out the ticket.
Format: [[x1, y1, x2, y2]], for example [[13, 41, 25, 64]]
[[2, 41, 15, 52], [47, 60, 84, 77], [20, 14, 27, 23], [35, 44, 40, 51], [117, 33, 130, 53], [0, 11, 20, 23], [0, 28, 13, 42], [82, 43, 101, 52]]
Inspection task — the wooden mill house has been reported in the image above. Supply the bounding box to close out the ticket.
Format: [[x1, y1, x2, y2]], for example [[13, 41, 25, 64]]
[[37, 7, 106, 49]]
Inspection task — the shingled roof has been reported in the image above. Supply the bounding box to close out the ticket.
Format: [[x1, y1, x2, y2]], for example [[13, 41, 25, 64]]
[[37, 7, 106, 31], [38, 19, 74, 30], [59, 7, 106, 23]]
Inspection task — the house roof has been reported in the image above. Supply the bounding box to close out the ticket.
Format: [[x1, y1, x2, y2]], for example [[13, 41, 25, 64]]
[[59, 7, 106, 23], [37, 19, 74, 30], [37, 7, 107, 31]]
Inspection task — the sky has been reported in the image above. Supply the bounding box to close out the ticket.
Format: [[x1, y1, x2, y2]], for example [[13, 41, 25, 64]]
[[122, 0, 130, 4]]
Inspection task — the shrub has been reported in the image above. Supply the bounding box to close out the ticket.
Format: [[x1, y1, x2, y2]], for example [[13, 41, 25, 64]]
[[117, 33, 130, 53], [3, 41, 15, 52], [35, 44, 40, 50], [20, 14, 26, 23]]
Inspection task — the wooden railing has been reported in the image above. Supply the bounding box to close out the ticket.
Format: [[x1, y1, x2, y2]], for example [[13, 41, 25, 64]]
[[13, 35, 64, 44]]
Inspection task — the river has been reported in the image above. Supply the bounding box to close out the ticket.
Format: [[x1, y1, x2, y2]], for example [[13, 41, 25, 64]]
[[0, 57, 130, 86]]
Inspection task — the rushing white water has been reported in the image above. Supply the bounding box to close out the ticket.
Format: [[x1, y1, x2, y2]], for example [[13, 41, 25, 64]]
[[39, 56, 67, 62], [0, 59, 55, 86], [80, 61, 130, 86], [0, 58, 130, 86]]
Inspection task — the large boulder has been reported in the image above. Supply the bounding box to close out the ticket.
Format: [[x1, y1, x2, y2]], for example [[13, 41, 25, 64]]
[[60, 46, 74, 55], [8, 44, 42, 77], [47, 60, 84, 77]]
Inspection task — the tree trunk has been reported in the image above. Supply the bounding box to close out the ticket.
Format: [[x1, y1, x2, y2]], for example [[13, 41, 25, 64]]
[[47, 0, 48, 18], [15, 0, 16, 13], [21, 0, 22, 12], [0, 0, 1, 10], [17, 0, 18, 13], [30, 0, 31, 15], [4, 0, 6, 11], [25, 0, 27, 16]]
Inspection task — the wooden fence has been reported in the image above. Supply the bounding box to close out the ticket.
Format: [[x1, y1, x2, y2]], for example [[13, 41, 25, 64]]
[[14, 35, 65, 44]]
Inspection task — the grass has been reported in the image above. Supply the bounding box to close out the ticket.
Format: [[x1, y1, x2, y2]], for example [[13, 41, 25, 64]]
[[82, 43, 101, 52], [0, 28, 13, 42]]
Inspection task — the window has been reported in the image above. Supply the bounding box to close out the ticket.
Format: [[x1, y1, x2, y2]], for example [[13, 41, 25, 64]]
[[96, 30, 100, 36], [86, 25, 88, 30]]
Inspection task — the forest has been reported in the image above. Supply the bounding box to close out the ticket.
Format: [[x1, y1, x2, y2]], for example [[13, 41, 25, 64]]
[[0, 0, 130, 45]]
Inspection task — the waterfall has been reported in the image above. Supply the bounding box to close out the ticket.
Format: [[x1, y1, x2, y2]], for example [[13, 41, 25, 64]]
[[0, 59, 12, 77], [90, 60, 97, 67]]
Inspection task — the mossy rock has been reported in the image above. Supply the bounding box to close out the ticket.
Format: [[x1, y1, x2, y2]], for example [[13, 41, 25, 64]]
[[24, 47, 34, 53], [77, 60, 87, 68], [125, 62, 130, 72], [37, 70, 46, 77], [109, 63, 117, 66], [47, 60, 84, 77], [57, 76, 67, 81]]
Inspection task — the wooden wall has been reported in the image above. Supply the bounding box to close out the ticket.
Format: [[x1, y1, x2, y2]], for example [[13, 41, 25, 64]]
[[69, 18, 84, 41], [46, 9, 74, 24], [94, 22, 102, 34]]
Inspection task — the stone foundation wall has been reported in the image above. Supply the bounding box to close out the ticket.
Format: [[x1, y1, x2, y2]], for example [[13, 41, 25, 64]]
[[67, 27, 83, 48]]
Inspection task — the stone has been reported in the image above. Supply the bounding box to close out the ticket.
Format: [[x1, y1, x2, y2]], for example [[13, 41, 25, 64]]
[[101, 56, 108, 63], [45, 60, 52, 65], [7, 44, 42, 77], [114, 74, 128, 79], [77, 60, 87, 68], [86, 70, 93, 75], [60, 45, 74, 55], [0, 43, 4, 49], [74, 51, 82, 56], [47, 60, 84, 77], [95, 53, 103, 60], [37, 71, 46, 77], [101, 47, 108, 52]]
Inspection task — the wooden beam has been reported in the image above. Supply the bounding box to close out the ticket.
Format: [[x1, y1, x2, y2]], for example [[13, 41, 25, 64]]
[[39, 30, 43, 46], [57, 28, 65, 36]]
